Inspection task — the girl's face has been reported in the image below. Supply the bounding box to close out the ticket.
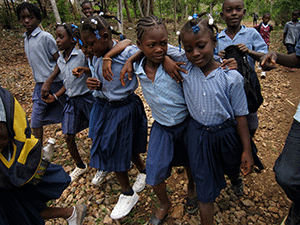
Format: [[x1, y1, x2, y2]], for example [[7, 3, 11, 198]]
[[221, 0, 246, 28], [81, 30, 107, 57], [81, 43, 93, 59], [55, 26, 73, 51], [82, 3, 93, 18], [137, 26, 168, 65], [19, 9, 39, 35], [182, 28, 216, 74], [262, 15, 270, 25]]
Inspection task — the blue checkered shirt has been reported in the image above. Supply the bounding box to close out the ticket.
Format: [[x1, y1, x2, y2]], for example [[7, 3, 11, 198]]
[[180, 65, 249, 126], [134, 57, 188, 126]]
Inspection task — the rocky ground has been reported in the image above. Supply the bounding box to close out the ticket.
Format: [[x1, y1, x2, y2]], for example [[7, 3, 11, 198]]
[[1, 20, 300, 225]]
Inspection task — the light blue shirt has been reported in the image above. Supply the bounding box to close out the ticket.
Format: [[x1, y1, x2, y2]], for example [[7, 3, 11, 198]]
[[24, 27, 62, 83], [216, 25, 268, 70], [134, 57, 188, 126], [294, 38, 300, 122], [0, 98, 6, 122], [180, 66, 248, 126], [89, 57, 105, 98], [93, 43, 139, 101], [57, 47, 91, 97], [284, 21, 300, 45]]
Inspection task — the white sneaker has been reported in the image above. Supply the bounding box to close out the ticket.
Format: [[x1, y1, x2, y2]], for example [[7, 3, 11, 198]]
[[261, 71, 266, 78], [66, 204, 87, 225], [91, 170, 108, 185], [110, 192, 139, 219], [69, 164, 88, 182], [132, 173, 146, 193]]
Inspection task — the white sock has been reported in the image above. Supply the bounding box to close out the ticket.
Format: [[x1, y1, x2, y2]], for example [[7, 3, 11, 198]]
[[66, 206, 77, 225]]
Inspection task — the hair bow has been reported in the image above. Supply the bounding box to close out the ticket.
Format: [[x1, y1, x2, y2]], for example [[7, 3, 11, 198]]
[[192, 24, 200, 34], [94, 30, 101, 39]]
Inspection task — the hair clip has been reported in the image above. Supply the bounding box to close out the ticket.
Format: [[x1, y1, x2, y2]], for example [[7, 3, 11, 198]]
[[71, 24, 78, 29], [62, 22, 66, 25], [206, 13, 214, 25], [179, 44, 181, 52], [91, 18, 98, 25], [94, 30, 101, 39], [188, 16, 193, 21], [192, 24, 200, 34], [99, 12, 104, 16], [193, 13, 198, 19], [78, 39, 83, 46]]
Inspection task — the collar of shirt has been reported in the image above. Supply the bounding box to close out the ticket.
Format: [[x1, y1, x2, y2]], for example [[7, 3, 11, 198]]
[[23, 26, 42, 39], [219, 25, 247, 39], [58, 47, 80, 63], [134, 57, 164, 81]]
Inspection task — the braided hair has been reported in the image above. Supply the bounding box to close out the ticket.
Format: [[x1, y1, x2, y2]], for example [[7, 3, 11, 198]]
[[56, 23, 83, 46], [179, 13, 219, 49], [136, 15, 166, 41], [80, 15, 124, 38]]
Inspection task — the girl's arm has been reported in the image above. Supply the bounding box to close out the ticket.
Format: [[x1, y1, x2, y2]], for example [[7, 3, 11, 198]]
[[43, 86, 66, 103], [120, 50, 145, 86], [162, 56, 187, 82], [235, 115, 254, 176], [86, 77, 102, 90], [52, 52, 60, 61], [72, 66, 91, 78], [41, 64, 61, 99], [102, 39, 133, 81]]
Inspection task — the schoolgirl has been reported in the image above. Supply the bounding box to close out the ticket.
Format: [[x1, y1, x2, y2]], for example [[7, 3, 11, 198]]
[[42, 23, 94, 182], [176, 15, 254, 224], [80, 16, 147, 220]]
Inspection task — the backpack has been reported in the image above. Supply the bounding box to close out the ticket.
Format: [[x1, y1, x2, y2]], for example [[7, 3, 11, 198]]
[[0, 86, 43, 188], [224, 45, 263, 113]]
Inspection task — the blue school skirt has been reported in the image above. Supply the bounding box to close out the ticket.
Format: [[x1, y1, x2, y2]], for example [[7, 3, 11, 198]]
[[31, 82, 66, 128], [146, 118, 190, 186], [0, 163, 70, 225], [62, 92, 94, 135], [89, 94, 147, 173], [187, 118, 243, 203]]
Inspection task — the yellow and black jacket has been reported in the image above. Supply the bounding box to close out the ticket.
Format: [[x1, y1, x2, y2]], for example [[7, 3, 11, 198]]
[[0, 86, 42, 188]]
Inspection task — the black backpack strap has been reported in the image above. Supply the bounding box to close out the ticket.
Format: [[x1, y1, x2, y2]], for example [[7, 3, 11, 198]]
[[0, 86, 15, 138]]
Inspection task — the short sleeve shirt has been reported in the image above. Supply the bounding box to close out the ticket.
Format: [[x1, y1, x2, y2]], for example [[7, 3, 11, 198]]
[[284, 21, 300, 45], [216, 25, 268, 70], [0, 98, 6, 122], [24, 27, 61, 83], [93, 43, 139, 101], [57, 48, 91, 97], [294, 38, 300, 122], [180, 65, 249, 126], [134, 56, 188, 126]]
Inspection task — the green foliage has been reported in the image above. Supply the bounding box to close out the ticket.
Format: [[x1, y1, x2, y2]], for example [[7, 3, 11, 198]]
[[272, 0, 300, 26], [0, 6, 17, 29]]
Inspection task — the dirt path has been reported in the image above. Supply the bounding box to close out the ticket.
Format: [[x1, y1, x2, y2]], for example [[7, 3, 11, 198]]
[[0, 21, 300, 224]]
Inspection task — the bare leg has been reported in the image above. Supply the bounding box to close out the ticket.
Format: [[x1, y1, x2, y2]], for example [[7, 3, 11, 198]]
[[40, 207, 73, 220], [115, 171, 131, 193], [152, 181, 171, 220], [185, 167, 196, 198], [65, 134, 83, 165], [32, 127, 43, 143], [131, 153, 145, 172], [199, 201, 214, 225]]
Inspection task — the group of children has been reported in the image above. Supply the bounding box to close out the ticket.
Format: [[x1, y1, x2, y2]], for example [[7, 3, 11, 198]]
[[1, 0, 298, 224]]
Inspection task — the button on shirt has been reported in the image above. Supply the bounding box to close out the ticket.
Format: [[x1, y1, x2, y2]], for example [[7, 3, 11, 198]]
[[93, 43, 139, 101], [24, 27, 62, 83], [57, 48, 91, 97], [284, 21, 300, 45], [134, 57, 188, 126], [294, 38, 300, 122], [181, 65, 248, 126], [216, 25, 268, 70]]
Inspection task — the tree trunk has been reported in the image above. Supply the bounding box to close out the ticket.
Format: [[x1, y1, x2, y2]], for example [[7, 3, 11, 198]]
[[173, 0, 177, 32], [117, 0, 123, 34], [146, 0, 150, 16], [210, 2, 213, 15], [36, 0, 47, 18], [137, 0, 144, 17], [49, 0, 61, 24], [123, 0, 132, 22], [132, 0, 138, 18], [73, 0, 84, 18]]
